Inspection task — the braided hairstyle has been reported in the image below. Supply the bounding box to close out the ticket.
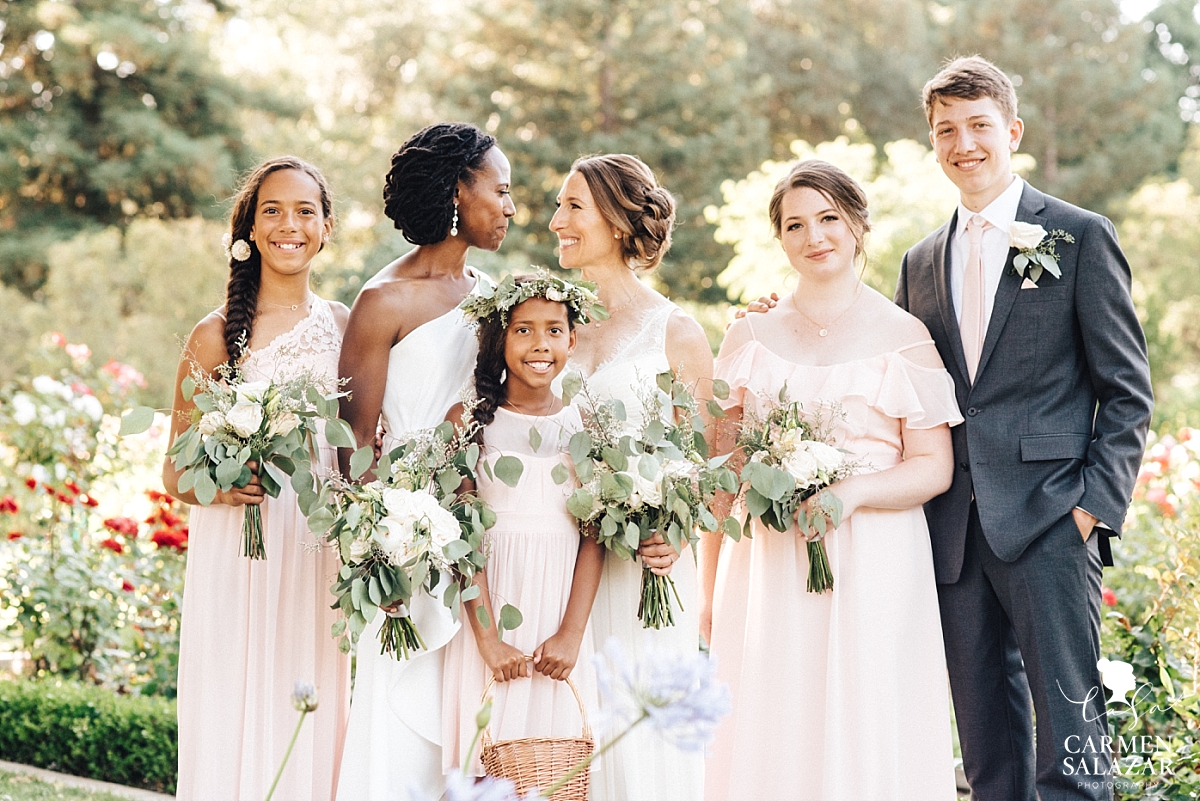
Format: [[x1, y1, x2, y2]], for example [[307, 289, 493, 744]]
[[383, 123, 497, 245], [571, 154, 676, 273], [223, 156, 333, 368], [469, 276, 575, 447]]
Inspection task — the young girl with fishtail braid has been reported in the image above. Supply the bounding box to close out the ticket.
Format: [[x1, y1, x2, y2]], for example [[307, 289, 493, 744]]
[[165, 157, 352, 801], [440, 274, 606, 777]]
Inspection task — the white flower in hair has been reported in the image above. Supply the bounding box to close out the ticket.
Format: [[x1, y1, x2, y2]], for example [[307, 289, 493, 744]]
[[230, 239, 252, 262]]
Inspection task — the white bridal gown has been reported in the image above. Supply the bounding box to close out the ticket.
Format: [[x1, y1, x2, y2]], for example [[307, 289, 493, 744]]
[[565, 301, 704, 801], [335, 279, 482, 801]]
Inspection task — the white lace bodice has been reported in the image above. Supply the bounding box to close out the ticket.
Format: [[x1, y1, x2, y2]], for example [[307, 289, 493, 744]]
[[565, 302, 676, 430], [240, 297, 342, 387]]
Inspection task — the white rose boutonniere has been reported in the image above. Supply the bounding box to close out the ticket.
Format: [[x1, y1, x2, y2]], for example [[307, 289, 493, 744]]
[[1009, 221, 1075, 283]]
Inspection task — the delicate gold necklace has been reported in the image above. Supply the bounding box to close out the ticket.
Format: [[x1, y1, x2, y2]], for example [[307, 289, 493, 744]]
[[261, 293, 314, 312], [790, 282, 863, 337], [593, 285, 637, 328], [504, 397, 559, 417]]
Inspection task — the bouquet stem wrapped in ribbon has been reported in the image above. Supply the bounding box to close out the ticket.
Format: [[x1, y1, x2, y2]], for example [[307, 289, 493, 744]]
[[560, 372, 736, 629], [727, 388, 859, 593]]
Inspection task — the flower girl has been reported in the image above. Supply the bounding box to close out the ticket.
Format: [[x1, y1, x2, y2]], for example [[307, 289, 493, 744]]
[[440, 273, 606, 776]]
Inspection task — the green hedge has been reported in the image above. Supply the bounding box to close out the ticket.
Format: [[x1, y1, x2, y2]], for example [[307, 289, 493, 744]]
[[0, 678, 176, 794]]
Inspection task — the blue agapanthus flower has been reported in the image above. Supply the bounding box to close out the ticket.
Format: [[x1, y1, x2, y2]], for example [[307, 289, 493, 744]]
[[411, 772, 534, 801], [592, 636, 731, 752]]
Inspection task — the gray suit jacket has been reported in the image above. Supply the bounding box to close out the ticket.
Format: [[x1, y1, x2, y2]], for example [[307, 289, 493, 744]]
[[895, 183, 1153, 584]]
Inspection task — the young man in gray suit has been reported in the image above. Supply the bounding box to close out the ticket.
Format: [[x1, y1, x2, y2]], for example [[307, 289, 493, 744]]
[[895, 57, 1153, 801]]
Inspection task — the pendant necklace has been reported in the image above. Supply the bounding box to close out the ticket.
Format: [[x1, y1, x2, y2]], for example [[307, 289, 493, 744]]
[[790, 282, 863, 337], [262, 293, 314, 312]]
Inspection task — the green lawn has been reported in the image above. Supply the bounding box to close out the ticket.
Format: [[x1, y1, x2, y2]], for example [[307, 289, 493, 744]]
[[0, 770, 135, 801]]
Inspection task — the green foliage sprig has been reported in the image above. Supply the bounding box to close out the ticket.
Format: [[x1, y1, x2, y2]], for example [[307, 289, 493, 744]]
[[459, 269, 608, 327], [729, 389, 860, 593], [559, 371, 737, 628], [307, 403, 508, 659]]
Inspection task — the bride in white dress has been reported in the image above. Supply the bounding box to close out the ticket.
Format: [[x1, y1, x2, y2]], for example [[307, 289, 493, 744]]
[[549, 154, 714, 801], [334, 124, 513, 800]]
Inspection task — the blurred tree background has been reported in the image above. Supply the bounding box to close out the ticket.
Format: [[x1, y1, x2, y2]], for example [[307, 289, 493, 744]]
[[2, 0, 1199, 422]]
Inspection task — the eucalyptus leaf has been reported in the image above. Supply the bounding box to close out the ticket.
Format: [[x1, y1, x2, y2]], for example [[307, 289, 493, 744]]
[[118, 406, 156, 436], [560, 370, 583, 405], [324, 418, 357, 449], [1014, 253, 1029, 271], [181, 375, 196, 401], [193, 471, 217, 506], [331, 619, 346, 638], [494, 455, 524, 488], [722, 516, 742, 542], [475, 605, 492, 631], [461, 584, 481, 602], [568, 431, 593, 465], [567, 490, 594, 521], [528, 425, 542, 452], [291, 468, 314, 497], [349, 445, 374, 480], [1029, 264, 1044, 283], [177, 467, 196, 494], [499, 603, 523, 633], [550, 462, 570, 485], [656, 372, 673, 393], [193, 394, 215, 413], [712, 378, 730, 400], [602, 446, 628, 473], [706, 399, 727, 420], [443, 539, 472, 562]]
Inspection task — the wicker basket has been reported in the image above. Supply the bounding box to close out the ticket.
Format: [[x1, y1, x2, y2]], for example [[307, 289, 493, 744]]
[[479, 658, 593, 801]]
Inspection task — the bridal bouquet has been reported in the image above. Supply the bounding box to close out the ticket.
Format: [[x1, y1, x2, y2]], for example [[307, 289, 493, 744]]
[[306, 409, 501, 659], [732, 389, 857, 593], [124, 361, 350, 559], [560, 372, 737, 628]]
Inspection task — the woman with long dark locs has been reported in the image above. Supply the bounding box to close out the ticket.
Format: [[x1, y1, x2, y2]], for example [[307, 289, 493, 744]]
[[167, 157, 352, 800], [334, 123, 515, 800]]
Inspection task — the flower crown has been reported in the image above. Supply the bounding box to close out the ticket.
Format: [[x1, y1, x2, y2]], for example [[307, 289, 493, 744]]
[[459, 269, 609, 327]]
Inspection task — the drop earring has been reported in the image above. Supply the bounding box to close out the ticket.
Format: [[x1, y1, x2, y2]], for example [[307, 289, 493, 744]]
[[450, 203, 459, 237]]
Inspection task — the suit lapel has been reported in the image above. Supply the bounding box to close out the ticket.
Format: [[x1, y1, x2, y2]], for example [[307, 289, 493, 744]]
[[975, 184, 1048, 380], [933, 211, 969, 383]]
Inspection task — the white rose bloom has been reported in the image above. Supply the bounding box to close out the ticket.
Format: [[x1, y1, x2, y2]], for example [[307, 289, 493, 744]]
[[1009, 221, 1047, 251], [628, 456, 663, 508], [12, 394, 36, 426], [381, 487, 420, 520], [268, 412, 300, 438], [235, 380, 271, 403], [662, 458, 698, 482], [197, 411, 226, 436], [545, 287, 565, 302], [803, 441, 843, 474], [231, 239, 252, 261], [424, 503, 461, 552], [782, 446, 819, 488], [225, 401, 265, 438], [31, 375, 64, 397], [349, 536, 370, 560], [74, 394, 103, 422], [374, 516, 416, 563]]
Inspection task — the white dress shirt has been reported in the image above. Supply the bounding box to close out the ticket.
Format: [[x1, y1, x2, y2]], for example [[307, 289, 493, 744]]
[[950, 176, 1026, 338]]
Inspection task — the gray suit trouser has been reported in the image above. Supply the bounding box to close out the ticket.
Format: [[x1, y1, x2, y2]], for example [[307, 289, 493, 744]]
[[938, 505, 1110, 801]]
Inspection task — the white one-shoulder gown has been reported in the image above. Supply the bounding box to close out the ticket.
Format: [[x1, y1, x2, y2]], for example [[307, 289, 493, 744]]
[[336, 284, 481, 801]]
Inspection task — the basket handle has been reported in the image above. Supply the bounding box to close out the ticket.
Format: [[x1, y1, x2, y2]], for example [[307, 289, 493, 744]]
[[479, 655, 591, 743]]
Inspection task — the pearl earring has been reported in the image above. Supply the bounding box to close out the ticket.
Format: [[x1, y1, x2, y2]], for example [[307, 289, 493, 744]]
[[450, 203, 459, 237]]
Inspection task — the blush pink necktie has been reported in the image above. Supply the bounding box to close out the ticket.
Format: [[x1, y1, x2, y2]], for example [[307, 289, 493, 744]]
[[961, 215, 991, 383]]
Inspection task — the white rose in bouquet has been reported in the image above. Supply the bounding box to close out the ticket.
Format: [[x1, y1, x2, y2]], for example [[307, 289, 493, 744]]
[[226, 401, 265, 438], [628, 456, 664, 508], [1008, 221, 1047, 251], [374, 516, 416, 563], [235, 380, 272, 403], [803, 441, 844, 474], [349, 535, 370, 561], [782, 446, 819, 488], [198, 410, 227, 436], [381, 487, 420, 520], [267, 411, 300, 438]]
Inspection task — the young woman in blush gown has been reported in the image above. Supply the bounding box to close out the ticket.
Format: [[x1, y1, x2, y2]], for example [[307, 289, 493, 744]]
[[701, 161, 960, 800], [549, 154, 713, 801], [334, 123, 515, 801], [168, 157, 351, 801]]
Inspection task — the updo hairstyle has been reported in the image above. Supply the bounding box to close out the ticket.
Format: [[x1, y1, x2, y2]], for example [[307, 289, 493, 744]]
[[571, 154, 675, 273], [383, 123, 497, 245], [768, 160, 871, 257], [224, 156, 333, 368]]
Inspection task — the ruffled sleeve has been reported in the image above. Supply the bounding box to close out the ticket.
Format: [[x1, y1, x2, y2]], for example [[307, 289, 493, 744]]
[[713, 340, 764, 410], [876, 352, 964, 429]]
